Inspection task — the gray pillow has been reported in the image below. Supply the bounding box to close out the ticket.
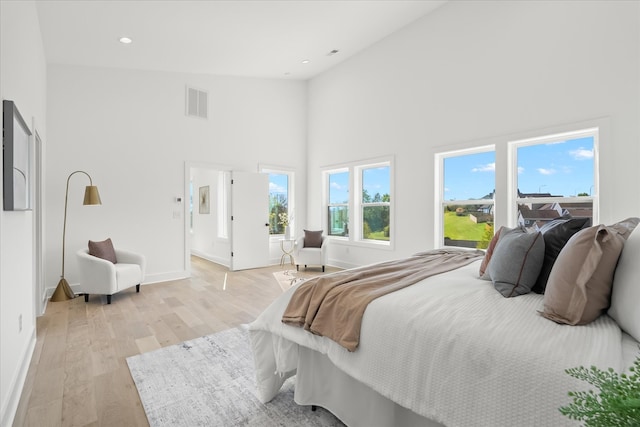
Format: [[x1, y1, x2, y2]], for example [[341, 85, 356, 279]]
[[486, 227, 545, 297], [303, 230, 323, 248], [88, 238, 117, 263]]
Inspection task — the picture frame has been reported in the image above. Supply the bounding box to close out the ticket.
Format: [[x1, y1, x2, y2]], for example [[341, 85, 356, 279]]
[[3, 100, 32, 211], [199, 185, 210, 214]]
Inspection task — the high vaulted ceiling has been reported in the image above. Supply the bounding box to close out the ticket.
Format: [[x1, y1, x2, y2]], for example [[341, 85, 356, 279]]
[[35, 0, 446, 80]]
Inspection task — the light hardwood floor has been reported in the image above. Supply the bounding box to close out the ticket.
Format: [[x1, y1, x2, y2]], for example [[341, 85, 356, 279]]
[[13, 257, 338, 427]]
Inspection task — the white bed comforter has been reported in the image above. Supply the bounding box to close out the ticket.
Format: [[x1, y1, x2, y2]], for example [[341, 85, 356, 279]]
[[249, 260, 628, 427]]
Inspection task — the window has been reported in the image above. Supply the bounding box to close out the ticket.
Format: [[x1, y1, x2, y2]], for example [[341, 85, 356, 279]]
[[324, 158, 393, 245], [437, 147, 496, 249], [435, 125, 599, 249], [510, 128, 597, 231], [261, 166, 295, 236], [360, 165, 391, 241], [328, 170, 349, 236]]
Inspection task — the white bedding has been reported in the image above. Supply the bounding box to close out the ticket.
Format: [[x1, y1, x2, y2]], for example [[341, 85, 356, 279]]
[[249, 260, 632, 426]]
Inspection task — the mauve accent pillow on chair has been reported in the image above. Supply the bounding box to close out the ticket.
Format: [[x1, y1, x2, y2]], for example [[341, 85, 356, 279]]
[[542, 217, 640, 326], [478, 226, 505, 279], [608, 223, 640, 341], [532, 217, 591, 294], [303, 230, 323, 248], [486, 227, 545, 297], [88, 238, 117, 264]]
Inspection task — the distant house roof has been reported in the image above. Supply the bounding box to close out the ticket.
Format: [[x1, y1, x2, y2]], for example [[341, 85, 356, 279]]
[[564, 207, 593, 218], [517, 190, 562, 198], [519, 209, 561, 220]]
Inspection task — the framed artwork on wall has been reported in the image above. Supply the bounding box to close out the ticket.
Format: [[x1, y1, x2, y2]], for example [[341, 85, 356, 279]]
[[199, 185, 210, 214], [3, 100, 32, 211]]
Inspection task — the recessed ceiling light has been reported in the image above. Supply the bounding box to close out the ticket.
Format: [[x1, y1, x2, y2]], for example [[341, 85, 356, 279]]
[[328, 49, 340, 56], [119, 37, 133, 44], [301, 59, 310, 64]]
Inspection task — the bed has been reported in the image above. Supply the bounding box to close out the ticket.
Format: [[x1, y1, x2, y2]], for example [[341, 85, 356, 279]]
[[249, 218, 640, 427]]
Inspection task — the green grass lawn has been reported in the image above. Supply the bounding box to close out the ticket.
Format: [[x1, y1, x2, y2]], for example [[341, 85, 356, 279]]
[[366, 230, 390, 241], [443, 211, 488, 241]]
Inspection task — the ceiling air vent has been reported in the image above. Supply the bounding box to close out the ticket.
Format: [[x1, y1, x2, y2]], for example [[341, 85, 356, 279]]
[[185, 86, 208, 119]]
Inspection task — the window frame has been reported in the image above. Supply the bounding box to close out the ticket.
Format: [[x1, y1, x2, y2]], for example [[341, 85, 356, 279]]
[[435, 145, 496, 249], [508, 127, 599, 228], [326, 167, 350, 238], [434, 122, 602, 248], [323, 156, 394, 249], [356, 162, 392, 243], [260, 164, 295, 240]]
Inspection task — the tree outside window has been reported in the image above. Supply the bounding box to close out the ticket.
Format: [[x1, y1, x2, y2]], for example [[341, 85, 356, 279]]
[[268, 173, 288, 235], [361, 166, 390, 241]]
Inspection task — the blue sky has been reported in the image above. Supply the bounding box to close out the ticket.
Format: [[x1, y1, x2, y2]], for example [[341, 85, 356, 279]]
[[444, 136, 594, 200], [269, 173, 288, 196], [329, 171, 349, 204], [362, 166, 390, 200], [329, 166, 391, 204]]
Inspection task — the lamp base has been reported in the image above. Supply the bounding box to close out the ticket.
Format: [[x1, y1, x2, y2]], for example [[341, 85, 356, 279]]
[[50, 278, 76, 301]]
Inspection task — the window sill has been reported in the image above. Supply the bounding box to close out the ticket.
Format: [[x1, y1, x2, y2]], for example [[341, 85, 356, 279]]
[[329, 237, 394, 251]]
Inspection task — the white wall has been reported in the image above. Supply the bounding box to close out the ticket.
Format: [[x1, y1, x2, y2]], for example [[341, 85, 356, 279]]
[[0, 2, 47, 425], [190, 167, 230, 266], [45, 65, 307, 291], [307, 0, 640, 268]]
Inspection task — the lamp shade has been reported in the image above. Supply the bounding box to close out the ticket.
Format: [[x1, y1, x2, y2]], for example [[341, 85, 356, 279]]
[[83, 185, 102, 205]]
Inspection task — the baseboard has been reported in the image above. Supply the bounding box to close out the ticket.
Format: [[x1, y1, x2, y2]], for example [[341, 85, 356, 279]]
[[142, 270, 190, 284], [44, 270, 191, 298], [327, 258, 358, 270], [190, 250, 230, 268], [0, 328, 36, 427]]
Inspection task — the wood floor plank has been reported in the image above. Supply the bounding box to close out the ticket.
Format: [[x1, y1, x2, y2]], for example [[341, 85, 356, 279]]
[[12, 258, 339, 427]]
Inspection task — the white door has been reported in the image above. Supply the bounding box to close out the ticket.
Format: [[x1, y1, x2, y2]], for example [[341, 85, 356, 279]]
[[230, 172, 270, 270]]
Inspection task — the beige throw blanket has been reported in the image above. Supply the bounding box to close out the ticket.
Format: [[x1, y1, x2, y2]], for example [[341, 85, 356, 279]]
[[282, 248, 484, 351]]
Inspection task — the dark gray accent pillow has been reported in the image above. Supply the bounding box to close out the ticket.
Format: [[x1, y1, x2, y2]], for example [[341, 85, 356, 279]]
[[303, 230, 323, 248], [88, 238, 117, 263], [486, 227, 545, 297], [532, 217, 591, 294]]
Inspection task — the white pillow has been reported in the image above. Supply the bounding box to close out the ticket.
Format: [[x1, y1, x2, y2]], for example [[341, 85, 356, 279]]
[[609, 225, 640, 341]]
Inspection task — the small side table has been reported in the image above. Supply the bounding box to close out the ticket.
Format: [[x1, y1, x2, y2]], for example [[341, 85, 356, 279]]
[[280, 238, 296, 266]]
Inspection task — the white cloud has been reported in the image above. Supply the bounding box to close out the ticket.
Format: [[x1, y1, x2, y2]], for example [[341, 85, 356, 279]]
[[330, 182, 347, 191], [569, 147, 594, 160], [518, 166, 525, 174], [269, 182, 286, 193], [537, 168, 556, 175], [471, 162, 495, 172], [444, 187, 450, 192]]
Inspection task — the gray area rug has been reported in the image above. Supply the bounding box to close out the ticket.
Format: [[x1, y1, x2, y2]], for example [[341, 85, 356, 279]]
[[126, 326, 344, 426]]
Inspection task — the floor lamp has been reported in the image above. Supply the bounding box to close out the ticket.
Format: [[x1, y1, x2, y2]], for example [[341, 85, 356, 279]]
[[50, 170, 102, 302]]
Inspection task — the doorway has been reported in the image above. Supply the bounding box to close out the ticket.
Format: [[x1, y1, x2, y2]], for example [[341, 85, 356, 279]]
[[183, 162, 271, 275]]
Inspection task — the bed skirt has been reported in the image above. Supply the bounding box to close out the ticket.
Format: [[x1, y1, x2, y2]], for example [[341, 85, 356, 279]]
[[295, 346, 445, 427]]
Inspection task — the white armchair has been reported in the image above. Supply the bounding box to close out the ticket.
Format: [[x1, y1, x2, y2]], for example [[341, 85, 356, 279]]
[[294, 231, 328, 272], [77, 248, 146, 304]]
